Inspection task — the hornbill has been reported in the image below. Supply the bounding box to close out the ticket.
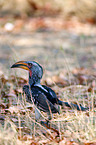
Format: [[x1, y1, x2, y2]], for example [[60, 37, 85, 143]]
[[11, 61, 88, 121]]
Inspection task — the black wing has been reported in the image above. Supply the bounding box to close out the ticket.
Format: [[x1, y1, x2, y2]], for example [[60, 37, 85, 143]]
[[23, 85, 59, 113], [41, 85, 60, 104], [42, 85, 89, 111]]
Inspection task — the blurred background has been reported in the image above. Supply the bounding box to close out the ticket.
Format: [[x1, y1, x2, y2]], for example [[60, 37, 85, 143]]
[[0, 0, 96, 77], [0, 1, 96, 144]]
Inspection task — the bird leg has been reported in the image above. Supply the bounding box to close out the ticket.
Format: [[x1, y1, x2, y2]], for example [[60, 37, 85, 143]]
[[35, 107, 41, 121]]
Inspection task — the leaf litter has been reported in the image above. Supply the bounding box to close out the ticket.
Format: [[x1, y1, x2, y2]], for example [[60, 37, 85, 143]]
[[0, 67, 96, 144]]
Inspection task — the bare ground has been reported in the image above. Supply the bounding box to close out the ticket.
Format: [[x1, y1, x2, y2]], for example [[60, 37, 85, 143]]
[[0, 22, 96, 144], [0, 29, 96, 76]]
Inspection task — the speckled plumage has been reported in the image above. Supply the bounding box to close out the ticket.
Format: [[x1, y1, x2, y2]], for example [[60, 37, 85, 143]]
[[23, 84, 60, 114], [11, 61, 89, 121]]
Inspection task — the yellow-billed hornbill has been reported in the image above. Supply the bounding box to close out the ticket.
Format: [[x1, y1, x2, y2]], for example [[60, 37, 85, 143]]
[[11, 61, 88, 121]]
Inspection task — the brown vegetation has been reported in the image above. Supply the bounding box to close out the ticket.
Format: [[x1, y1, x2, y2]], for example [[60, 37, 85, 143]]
[[0, 66, 96, 144], [0, 0, 96, 21]]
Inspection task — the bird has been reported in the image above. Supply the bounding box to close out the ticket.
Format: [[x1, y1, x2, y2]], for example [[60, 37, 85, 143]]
[[11, 61, 88, 122]]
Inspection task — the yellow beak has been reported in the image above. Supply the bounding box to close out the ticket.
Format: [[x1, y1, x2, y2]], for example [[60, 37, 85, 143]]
[[11, 61, 29, 71]]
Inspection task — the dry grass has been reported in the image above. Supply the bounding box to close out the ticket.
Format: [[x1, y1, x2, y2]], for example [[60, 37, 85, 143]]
[[0, 0, 96, 20], [0, 73, 96, 144], [59, 0, 96, 20], [0, 119, 20, 145]]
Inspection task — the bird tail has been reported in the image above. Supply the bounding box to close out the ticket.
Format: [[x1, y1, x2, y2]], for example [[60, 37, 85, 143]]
[[58, 100, 88, 111]]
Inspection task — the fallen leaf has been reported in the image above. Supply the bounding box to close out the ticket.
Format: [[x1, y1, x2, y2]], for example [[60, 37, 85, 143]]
[[84, 142, 96, 145], [52, 75, 68, 87], [0, 103, 6, 109], [30, 141, 38, 145], [44, 77, 54, 86], [14, 88, 23, 96], [0, 75, 8, 84], [18, 135, 32, 141], [4, 93, 17, 98], [17, 127, 31, 134]]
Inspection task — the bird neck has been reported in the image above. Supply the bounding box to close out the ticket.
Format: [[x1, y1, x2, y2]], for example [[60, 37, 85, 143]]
[[29, 75, 41, 87]]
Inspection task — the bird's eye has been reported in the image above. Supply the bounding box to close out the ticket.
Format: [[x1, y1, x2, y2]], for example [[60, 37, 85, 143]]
[[28, 63, 32, 66]]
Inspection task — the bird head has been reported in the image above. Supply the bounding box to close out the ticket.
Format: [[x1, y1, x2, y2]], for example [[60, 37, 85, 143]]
[[11, 61, 43, 86]]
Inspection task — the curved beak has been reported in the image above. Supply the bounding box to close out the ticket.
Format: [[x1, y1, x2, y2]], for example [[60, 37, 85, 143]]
[[11, 61, 29, 71]]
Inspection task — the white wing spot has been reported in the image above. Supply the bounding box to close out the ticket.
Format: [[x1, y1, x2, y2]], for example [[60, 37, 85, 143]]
[[34, 83, 48, 93]]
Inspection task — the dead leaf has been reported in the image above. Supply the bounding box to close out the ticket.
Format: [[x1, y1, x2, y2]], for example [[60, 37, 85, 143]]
[[16, 77, 27, 87], [0, 103, 6, 109], [17, 127, 31, 134], [4, 93, 17, 98], [44, 77, 54, 86], [30, 141, 38, 145], [88, 87, 93, 92], [0, 75, 8, 84], [14, 88, 23, 96], [84, 142, 96, 145], [76, 75, 89, 85], [52, 75, 68, 87], [18, 135, 32, 141], [10, 75, 16, 82]]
